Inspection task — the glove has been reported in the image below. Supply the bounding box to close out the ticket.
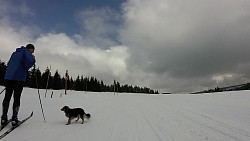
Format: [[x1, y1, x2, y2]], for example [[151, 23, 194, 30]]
[[32, 54, 36, 62]]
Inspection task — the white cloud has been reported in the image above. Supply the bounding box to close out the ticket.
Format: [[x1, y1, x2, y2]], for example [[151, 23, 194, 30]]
[[0, 19, 34, 61], [34, 33, 130, 82], [75, 7, 121, 48], [0, 0, 33, 18]]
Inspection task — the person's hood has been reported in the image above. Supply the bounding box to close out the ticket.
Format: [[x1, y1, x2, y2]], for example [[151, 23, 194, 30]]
[[16, 46, 27, 52]]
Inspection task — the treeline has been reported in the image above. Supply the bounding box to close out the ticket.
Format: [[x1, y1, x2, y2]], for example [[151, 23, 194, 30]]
[[0, 61, 158, 94], [191, 83, 250, 94]]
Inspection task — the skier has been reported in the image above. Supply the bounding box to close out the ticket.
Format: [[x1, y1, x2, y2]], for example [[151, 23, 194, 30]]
[[1, 44, 36, 127]]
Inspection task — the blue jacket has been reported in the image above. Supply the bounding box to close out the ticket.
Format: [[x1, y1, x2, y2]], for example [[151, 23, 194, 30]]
[[4, 46, 35, 82]]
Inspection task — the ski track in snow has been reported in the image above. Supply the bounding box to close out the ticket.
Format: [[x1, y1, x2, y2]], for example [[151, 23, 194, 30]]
[[0, 86, 250, 141]]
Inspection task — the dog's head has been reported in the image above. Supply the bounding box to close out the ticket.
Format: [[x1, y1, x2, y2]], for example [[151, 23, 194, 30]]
[[61, 106, 70, 113], [85, 113, 91, 119]]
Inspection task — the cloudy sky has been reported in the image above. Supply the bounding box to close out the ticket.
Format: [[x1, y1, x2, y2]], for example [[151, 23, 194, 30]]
[[1, 0, 250, 93]]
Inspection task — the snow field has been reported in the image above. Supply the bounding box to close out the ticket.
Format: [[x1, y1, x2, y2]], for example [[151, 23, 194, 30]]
[[0, 86, 250, 141]]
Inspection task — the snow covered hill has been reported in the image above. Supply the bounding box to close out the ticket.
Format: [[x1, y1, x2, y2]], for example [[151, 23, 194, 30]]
[[0, 86, 250, 141]]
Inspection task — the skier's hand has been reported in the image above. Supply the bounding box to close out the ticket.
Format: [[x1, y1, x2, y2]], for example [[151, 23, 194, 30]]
[[32, 54, 36, 62]]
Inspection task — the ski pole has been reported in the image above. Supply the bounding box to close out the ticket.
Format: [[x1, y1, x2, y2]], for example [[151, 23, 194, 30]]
[[0, 88, 6, 94], [34, 65, 46, 122], [44, 65, 51, 97]]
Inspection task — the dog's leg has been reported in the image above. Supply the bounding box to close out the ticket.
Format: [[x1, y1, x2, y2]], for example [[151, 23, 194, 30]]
[[75, 115, 80, 122], [81, 115, 84, 124], [66, 118, 73, 125]]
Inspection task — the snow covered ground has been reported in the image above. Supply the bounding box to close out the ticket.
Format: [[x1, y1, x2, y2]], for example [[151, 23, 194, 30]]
[[0, 86, 250, 141]]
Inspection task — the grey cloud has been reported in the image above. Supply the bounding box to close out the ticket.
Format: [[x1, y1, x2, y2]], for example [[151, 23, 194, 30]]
[[120, 0, 250, 92]]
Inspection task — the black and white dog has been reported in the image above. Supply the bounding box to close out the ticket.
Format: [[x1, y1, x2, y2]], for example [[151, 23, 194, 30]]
[[61, 106, 91, 125]]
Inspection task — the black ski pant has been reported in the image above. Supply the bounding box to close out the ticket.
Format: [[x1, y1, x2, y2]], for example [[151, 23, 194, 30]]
[[2, 80, 24, 120]]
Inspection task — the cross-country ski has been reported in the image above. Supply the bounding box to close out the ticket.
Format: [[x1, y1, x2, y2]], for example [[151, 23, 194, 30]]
[[0, 112, 33, 139], [0, 120, 11, 131]]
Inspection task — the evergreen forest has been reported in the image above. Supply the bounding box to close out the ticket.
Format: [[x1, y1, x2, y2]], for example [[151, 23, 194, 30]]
[[0, 61, 159, 94]]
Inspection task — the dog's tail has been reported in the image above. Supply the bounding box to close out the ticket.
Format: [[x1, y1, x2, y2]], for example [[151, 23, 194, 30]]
[[85, 113, 91, 119]]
